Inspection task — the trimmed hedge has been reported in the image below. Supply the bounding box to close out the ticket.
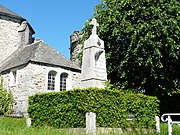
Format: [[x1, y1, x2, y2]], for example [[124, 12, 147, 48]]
[[28, 88, 159, 128]]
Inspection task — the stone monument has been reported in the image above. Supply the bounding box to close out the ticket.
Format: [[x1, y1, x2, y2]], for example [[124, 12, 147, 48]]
[[81, 18, 107, 88]]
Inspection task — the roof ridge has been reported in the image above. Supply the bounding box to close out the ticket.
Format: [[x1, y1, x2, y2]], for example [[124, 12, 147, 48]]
[[0, 4, 25, 20]]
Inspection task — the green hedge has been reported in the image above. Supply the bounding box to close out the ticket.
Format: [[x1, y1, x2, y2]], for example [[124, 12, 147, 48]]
[[28, 88, 159, 128]]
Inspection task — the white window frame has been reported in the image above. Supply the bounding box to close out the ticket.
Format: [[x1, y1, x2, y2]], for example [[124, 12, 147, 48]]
[[60, 73, 68, 91], [47, 70, 57, 91]]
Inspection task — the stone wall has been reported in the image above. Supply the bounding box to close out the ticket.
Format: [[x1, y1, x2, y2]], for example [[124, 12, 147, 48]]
[[0, 16, 21, 63], [2, 62, 81, 116], [72, 72, 81, 89], [18, 21, 34, 45], [70, 31, 83, 63], [0, 15, 34, 64]]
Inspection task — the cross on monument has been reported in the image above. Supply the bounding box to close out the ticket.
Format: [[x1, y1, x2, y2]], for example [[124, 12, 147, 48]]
[[90, 18, 99, 36]]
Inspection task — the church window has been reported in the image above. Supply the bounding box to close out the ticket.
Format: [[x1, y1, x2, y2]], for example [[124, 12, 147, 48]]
[[10, 70, 17, 86], [47, 71, 57, 91], [12, 71, 17, 85], [60, 73, 68, 91]]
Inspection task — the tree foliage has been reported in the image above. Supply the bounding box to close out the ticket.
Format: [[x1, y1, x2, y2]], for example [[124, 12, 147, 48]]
[[81, 0, 180, 96]]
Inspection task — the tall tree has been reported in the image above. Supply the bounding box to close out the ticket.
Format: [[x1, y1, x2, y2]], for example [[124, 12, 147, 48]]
[[82, 0, 180, 96]]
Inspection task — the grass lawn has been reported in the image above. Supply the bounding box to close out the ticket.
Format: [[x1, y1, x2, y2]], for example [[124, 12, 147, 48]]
[[0, 117, 72, 135], [0, 116, 180, 135]]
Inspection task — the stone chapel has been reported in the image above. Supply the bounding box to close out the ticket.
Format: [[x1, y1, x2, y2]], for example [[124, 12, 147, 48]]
[[0, 4, 107, 116], [0, 4, 81, 115]]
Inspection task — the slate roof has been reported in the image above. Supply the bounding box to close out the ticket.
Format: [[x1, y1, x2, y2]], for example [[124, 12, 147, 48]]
[[0, 4, 25, 20], [0, 41, 81, 72]]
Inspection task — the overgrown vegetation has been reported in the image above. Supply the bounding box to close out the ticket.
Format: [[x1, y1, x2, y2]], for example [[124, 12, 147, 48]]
[[80, 0, 180, 96], [0, 79, 13, 115], [28, 88, 159, 129]]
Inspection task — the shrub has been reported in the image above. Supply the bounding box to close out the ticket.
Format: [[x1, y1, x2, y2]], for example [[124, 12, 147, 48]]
[[0, 79, 13, 115], [28, 88, 159, 128]]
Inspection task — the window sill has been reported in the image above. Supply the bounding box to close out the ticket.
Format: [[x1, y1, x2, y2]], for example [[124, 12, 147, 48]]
[[10, 85, 16, 88]]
